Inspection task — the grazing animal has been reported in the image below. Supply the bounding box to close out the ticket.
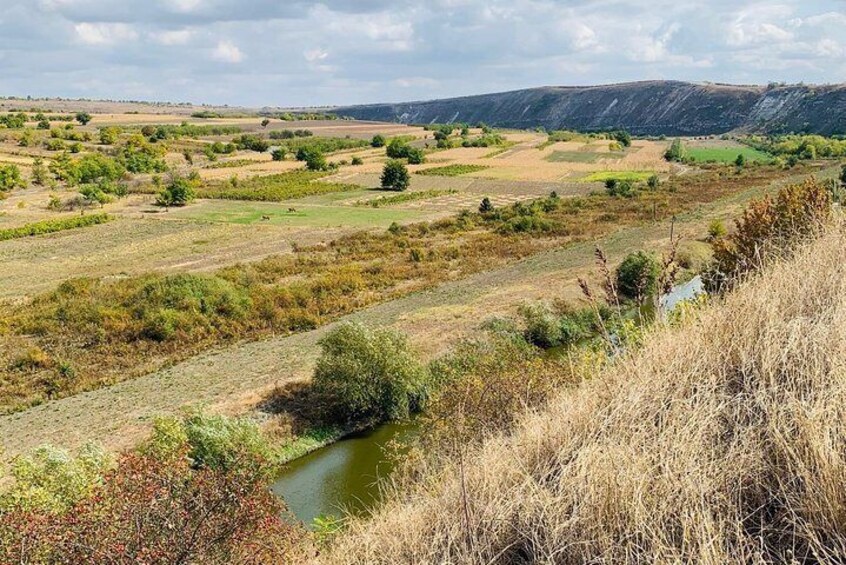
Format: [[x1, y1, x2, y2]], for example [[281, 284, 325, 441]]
[[287, 207, 297, 213], [260, 215, 271, 221]]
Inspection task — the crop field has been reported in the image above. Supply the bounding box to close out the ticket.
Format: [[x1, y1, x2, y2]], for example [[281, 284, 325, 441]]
[[685, 140, 773, 163]]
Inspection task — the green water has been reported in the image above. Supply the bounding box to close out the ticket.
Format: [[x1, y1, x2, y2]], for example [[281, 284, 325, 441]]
[[271, 421, 417, 526]]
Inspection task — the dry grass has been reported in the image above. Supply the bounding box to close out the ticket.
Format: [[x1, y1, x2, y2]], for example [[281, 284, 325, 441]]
[[329, 221, 846, 563]]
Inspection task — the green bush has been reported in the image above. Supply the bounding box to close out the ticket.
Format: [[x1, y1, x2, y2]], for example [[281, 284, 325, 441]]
[[0, 163, 25, 192], [616, 251, 660, 301], [313, 322, 428, 423], [519, 302, 562, 348], [371, 134, 386, 148], [381, 160, 410, 191]]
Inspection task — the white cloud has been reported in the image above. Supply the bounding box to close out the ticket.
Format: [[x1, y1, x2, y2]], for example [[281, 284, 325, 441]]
[[164, 0, 203, 13], [74, 22, 138, 45], [211, 39, 243, 63], [150, 28, 194, 45], [303, 48, 329, 63]]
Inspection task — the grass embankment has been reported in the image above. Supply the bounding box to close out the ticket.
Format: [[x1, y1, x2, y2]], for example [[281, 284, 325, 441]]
[[0, 213, 111, 241], [330, 222, 846, 564], [0, 165, 804, 412], [196, 170, 359, 201]]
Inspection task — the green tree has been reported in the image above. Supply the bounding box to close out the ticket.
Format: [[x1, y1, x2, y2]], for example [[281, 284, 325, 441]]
[[75, 112, 92, 126], [260, 118, 271, 128], [0, 164, 25, 192], [613, 130, 632, 148], [156, 176, 196, 207], [31, 157, 49, 186], [616, 251, 660, 302], [479, 196, 494, 213], [99, 126, 121, 145], [381, 160, 410, 191], [371, 134, 386, 148], [304, 150, 328, 171], [735, 153, 746, 167], [664, 139, 686, 162], [313, 322, 428, 422]]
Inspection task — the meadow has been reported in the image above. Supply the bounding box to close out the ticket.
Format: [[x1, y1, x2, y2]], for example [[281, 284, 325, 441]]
[[685, 141, 773, 164]]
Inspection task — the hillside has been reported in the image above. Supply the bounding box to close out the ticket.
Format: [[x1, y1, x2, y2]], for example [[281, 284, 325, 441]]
[[335, 80, 846, 136], [329, 222, 846, 563]]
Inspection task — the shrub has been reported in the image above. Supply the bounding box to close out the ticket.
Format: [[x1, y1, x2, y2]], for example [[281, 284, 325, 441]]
[[664, 139, 686, 162], [706, 178, 831, 290], [381, 160, 410, 191], [519, 302, 562, 348], [386, 139, 425, 164], [371, 134, 386, 148], [707, 219, 727, 241], [304, 150, 328, 171], [616, 251, 660, 301], [647, 174, 660, 190], [0, 164, 25, 192], [98, 126, 121, 145], [605, 178, 636, 197], [313, 322, 428, 423], [271, 148, 286, 161], [479, 197, 494, 213], [351, 155, 364, 166], [74, 112, 91, 125]]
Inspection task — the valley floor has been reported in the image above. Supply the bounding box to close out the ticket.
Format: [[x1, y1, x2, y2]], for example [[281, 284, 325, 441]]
[[0, 164, 831, 462]]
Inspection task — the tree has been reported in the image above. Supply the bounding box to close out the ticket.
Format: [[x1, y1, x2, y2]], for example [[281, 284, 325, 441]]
[[381, 160, 410, 191], [479, 197, 494, 213], [304, 150, 328, 171], [370, 133, 387, 147], [313, 322, 428, 422], [31, 157, 49, 186], [99, 126, 121, 145], [0, 164, 25, 192], [613, 130, 632, 148], [735, 153, 746, 168], [261, 118, 271, 128], [156, 176, 196, 207], [664, 139, 686, 162], [75, 112, 91, 126], [616, 251, 660, 302]]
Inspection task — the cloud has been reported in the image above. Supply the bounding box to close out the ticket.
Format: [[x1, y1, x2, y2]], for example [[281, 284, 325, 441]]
[[74, 22, 138, 45], [0, 0, 843, 106], [150, 28, 194, 45], [211, 39, 243, 63]]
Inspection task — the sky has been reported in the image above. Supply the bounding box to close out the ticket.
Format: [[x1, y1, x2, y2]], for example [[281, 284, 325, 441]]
[[1, 0, 844, 107]]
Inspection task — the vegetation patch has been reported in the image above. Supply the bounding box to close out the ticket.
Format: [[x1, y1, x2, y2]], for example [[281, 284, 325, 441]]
[[355, 189, 457, 208], [545, 151, 613, 163], [0, 213, 111, 241], [197, 170, 359, 201], [581, 170, 655, 183], [415, 164, 490, 177]]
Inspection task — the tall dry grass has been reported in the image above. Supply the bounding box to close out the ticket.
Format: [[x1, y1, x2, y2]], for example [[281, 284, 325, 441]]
[[329, 221, 846, 564]]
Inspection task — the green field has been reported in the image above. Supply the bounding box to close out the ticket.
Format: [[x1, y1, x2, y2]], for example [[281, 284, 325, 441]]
[[581, 171, 655, 183], [546, 151, 618, 163], [171, 200, 425, 227], [687, 145, 772, 164]]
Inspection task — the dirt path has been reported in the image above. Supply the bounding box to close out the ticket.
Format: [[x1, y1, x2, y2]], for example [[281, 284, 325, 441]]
[[1, 167, 830, 462]]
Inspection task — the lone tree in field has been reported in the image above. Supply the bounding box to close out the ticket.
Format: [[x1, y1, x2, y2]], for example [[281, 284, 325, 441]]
[[381, 160, 410, 191], [479, 197, 494, 213], [735, 153, 746, 168], [371, 134, 386, 148], [75, 112, 92, 126], [616, 250, 660, 303], [156, 176, 196, 208]]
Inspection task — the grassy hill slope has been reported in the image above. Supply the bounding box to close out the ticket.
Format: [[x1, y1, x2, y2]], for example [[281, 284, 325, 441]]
[[330, 221, 846, 563]]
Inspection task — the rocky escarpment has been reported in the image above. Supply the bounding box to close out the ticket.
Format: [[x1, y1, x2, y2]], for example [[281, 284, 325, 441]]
[[334, 81, 846, 136]]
